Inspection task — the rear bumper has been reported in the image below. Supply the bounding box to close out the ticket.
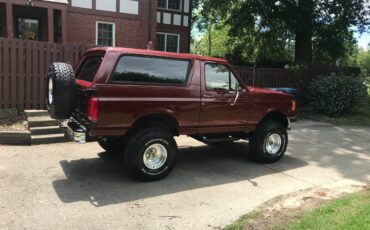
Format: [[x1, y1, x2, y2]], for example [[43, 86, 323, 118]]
[[287, 117, 297, 130], [66, 117, 95, 143]]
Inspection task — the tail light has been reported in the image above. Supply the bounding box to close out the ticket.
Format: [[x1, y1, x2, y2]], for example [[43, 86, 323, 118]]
[[88, 97, 98, 122], [292, 100, 297, 111]]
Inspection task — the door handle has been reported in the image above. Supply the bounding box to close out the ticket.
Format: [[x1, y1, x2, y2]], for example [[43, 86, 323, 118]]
[[230, 90, 240, 106], [203, 94, 214, 98]]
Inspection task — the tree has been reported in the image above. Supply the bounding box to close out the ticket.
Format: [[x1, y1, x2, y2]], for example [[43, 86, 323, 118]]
[[192, 24, 230, 57], [357, 48, 370, 75], [193, 0, 370, 64]]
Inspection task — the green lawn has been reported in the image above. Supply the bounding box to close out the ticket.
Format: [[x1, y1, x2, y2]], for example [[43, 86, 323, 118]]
[[303, 95, 370, 126], [284, 190, 370, 230], [223, 212, 260, 230], [223, 190, 370, 230]]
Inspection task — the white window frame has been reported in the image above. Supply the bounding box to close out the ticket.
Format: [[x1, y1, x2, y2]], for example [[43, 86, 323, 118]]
[[158, 0, 182, 12], [96, 21, 116, 47], [157, 32, 180, 53]]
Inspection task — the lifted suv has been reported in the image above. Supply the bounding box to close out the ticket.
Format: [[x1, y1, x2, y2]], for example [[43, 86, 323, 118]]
[[47, 47, 297, 181]]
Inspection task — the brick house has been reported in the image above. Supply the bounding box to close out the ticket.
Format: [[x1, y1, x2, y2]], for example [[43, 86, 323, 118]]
[[0, 0, 192, 53]]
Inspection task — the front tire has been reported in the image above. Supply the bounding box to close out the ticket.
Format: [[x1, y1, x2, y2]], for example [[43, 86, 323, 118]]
[[249, 121, 288, 163], [124, 128, 177, 181]]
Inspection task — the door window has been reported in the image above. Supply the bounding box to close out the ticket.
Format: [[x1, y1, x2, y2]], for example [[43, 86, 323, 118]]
[[205, 64, 240, 91]]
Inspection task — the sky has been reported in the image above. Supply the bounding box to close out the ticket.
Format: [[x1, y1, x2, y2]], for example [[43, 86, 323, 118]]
[[356, 32, 370, 50]]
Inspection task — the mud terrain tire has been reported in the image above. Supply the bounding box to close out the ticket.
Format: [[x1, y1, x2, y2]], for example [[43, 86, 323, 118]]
[[47, 63, 76, 119], [124, 128, 177, 181], [249, 121, 288, 163]]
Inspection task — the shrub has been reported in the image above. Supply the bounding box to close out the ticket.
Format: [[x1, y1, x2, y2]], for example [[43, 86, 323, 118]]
[[307, 75, 368, 116]]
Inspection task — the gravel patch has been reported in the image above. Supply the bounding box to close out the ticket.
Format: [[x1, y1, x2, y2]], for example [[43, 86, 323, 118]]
[[0, 113, 28, 131]]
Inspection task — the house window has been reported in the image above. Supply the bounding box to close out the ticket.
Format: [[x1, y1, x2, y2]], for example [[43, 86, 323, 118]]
[[158, 0, 167, 9], [158, 0, 181, 11], [96, 22, 115, 46], [156, 33, 180, 53], [17, 18, 40, 40]]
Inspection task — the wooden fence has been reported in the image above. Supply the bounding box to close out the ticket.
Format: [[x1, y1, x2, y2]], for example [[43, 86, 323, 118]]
[[0, 37, 362, 110], [234, 64, 361, 98], [0, 38, 90, 110], [233, 66, 300, 88]]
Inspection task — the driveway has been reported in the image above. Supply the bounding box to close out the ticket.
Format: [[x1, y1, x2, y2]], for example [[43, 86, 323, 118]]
[[0, 120, 369, 229]]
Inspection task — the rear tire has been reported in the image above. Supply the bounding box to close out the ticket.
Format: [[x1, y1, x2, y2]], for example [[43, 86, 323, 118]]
[[98, 137, 127, 153], [249, 121, 288, 163], [47, 62, 76, 119], [124, 128, 177, 181]]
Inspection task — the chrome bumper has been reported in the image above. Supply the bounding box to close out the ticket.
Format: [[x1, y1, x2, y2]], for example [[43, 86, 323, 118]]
[[66, 118, 88, 143], [287, 117, 297, 130]]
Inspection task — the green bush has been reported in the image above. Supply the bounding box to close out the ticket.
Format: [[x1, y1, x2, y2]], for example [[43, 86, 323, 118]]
[[307, 75, 368, 116]]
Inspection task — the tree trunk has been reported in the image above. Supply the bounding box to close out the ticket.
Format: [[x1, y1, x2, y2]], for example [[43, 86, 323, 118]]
[[295, 0, 313, 64], [208, 23, 212, 56]]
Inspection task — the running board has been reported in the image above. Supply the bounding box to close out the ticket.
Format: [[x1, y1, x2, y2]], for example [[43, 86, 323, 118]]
[[201, 135, 240, 143]]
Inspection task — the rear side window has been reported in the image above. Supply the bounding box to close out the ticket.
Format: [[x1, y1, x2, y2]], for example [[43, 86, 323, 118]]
[[110, 55, 190, 85], [76, 56, 104, 82]]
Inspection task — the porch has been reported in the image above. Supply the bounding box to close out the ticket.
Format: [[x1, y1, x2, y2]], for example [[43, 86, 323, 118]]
[[0, 0, 67, 43]]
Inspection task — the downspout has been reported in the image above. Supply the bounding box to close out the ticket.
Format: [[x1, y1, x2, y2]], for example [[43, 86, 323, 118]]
[[188, 0, 192, 53], [148, 0, 152, 42]]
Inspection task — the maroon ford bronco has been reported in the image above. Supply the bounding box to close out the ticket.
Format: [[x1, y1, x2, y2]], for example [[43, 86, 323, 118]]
[[46, 47, 297, 181]]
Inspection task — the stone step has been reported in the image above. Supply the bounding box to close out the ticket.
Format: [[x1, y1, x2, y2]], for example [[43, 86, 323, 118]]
[[31, 133, 69, 145], [0, 131, 31, 145], [25, 110, 49, 117], [30, 126, 66, 136], [27, 116, 58, 128]]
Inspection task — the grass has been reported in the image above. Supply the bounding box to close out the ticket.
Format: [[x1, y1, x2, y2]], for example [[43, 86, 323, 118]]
[[284, 190, 370, 230], [223, 211, 261, 230], [223, 190, 370, 230], [302, 95, 370, 126]]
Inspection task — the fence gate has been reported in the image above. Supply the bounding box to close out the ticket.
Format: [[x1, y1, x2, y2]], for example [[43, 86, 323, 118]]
[[0, 38, 90, 110]]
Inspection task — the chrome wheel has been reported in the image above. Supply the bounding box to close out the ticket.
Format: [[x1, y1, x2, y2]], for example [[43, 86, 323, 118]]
[[265, 133, 282, 155], [143, 144, 168, 170], [48, 79, 53, 105]]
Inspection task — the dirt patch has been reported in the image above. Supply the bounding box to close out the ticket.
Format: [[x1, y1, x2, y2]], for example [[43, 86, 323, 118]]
[[0, 113, 28, 131], [225, 184, 369, 230]]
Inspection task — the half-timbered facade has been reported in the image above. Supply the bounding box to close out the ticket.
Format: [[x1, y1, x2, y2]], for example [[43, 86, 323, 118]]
[[0, 0, 192, 52], [156, 0, 191, 53]]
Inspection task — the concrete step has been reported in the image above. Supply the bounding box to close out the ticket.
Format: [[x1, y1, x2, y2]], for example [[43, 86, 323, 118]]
[[31, 133, 69, 145], [30, 126, 66, 136], [25, 110, 49, 117], [27, 116, 58, 127]]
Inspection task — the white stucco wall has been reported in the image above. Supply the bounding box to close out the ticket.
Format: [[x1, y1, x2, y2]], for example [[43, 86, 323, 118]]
[[42, 0, 69, 4]]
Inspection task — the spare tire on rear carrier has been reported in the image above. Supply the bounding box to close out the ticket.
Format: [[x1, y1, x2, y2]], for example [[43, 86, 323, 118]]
[[46, 62, 77, 120]]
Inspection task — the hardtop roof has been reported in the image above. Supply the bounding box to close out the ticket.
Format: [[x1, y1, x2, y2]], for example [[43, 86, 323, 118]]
[[86, 47, 229, 64]]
